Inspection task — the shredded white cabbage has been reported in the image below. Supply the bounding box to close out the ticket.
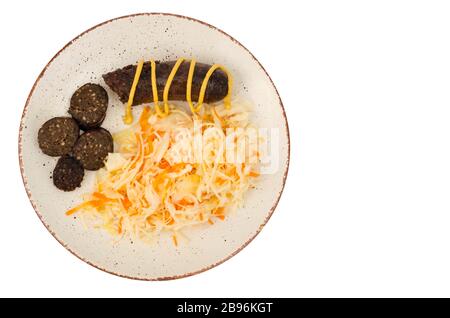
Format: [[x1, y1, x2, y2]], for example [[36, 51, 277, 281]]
[[67, 100, 262, 245]]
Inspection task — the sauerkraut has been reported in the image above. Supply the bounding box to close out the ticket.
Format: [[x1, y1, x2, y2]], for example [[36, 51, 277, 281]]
[[67, 101, 262, 245]]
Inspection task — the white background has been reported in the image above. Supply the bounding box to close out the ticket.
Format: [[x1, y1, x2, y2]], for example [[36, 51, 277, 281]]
[[2, 0, 450, 297]]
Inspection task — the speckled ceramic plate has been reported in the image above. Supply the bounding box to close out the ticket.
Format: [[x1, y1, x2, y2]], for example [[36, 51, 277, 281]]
[[19, 13, 289, 280]]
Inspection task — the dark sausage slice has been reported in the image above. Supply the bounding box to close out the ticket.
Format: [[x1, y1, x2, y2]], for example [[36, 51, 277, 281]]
[[69, 83, 108, 129], [38, 117, 79, 156], [73, 128, 114, 171], [53, 155, 84, 191], [102, 60, 228, 107]]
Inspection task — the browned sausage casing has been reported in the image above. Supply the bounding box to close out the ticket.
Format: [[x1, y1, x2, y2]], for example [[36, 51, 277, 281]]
[[102, 60, 229, 106]]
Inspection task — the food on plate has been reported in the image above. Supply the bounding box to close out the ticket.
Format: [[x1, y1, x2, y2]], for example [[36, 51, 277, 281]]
[[73, 128, 114, 171], [66, 57, 261, 246], [103, 58, 231, 123], [67, 102, 261, 244], [37, 83, 111, 191], [103, 60, 228, 106], [69, 83, 108, 129], [38, 117, 79, 156], [35, 55, 260, 246], [53, 155, 84, 191]]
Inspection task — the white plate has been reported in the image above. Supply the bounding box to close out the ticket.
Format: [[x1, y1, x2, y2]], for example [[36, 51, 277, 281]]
[[19, 13, 289, 280]]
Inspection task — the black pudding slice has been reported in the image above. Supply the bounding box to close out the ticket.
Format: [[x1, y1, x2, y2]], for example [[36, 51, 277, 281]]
[[53, 155, 84, 191], [38, 117, 79, 156], [73, 128, 114, 171], [69, 83, 108, 129]]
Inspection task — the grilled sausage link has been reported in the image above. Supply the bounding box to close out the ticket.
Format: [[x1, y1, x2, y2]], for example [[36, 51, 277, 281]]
[[102, 60, 229, 106]]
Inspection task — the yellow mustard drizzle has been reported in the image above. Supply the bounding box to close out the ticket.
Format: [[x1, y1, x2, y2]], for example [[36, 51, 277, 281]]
[[124, 60, 144, 124], [150, 59, 159, 114], [190, 62, 233, 112], [161, 58, 185, 117], [124, 58, 232, 124], [186, 59, 198, 113]]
